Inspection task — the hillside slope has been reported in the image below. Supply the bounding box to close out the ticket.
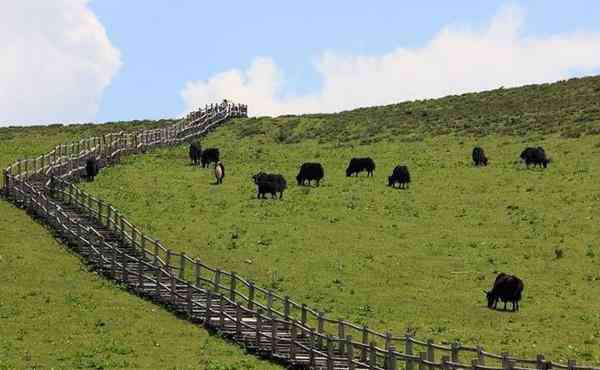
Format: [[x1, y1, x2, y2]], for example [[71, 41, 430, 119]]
[[236, 75, 600, 144], [80, 76, 600, 363], [0, 122, 282, 369]]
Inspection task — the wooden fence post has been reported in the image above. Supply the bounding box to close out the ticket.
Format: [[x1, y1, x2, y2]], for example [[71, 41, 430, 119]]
[[369, 341, 377, 370], [248, 281, 255, 310], [195, 259, 202, 288], [309, 329, 316, 367], [255, 309, 262, 348], [361, 325, 369, 362], [214, 269, 221, 293], [283, 296, 290, 325], [317, 311, 324, 347], [477, 345, 485, 366], [338, 320, 346, 353], [419, 352, 427, 370], [155, 265, 162, 299], [179, 252, 185, 279], [326, 335, 334, 370], [166, 250, 172, 273], [451, 341, 460, 363], [347, 335, 355, 370], [301, 304, 307, 325], [121, 251, 128, 284], [388, 346, 398, 370], [235, 303, 242, 338], [205, 290, 213, 326], [442, 356, 450, 370], [270, 312, 277, 354], [218, 294, 225, 328], [229, 272, 237, 301], [170, 269, 177, 304], [567, 359, 576, 370], [3, 170, 9, 196], [405, 334, 414, 370], [286, 321, 297, 360], [472, 359, 480, 370], [187, 282, 193, 319], [267, 290, 273, 316], [536, 354, 545, 370]]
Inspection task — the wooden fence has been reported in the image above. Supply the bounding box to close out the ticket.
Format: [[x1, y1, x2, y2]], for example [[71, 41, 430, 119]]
[[1, 101, 598, 370]]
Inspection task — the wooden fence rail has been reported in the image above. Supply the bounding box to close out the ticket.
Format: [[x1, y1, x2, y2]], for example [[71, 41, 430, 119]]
[[2, 101, 598, 370]]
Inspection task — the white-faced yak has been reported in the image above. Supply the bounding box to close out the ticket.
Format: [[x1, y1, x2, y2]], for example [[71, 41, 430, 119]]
[[214, 162, 225, 184]]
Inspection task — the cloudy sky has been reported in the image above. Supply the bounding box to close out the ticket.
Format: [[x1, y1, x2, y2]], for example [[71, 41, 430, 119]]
[[1, 1, 600, 126]]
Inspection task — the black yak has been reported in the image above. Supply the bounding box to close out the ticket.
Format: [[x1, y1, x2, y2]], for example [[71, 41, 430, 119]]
[[472, 147, 488, 166], [296, 162, 324, 186], [189, 142, 202, 165], [214, 162, 225, 184], [85, 157, 99, 181], [346, 157, 375, 177], [388, 165, 411, 189], [201, 148, 220, 168], [520, 147, 549, 168], [252, 172, 287, 199], [484, 273, 524, 311]]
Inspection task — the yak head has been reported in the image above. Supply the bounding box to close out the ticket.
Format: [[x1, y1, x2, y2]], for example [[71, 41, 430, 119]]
[[252, 172, 267, 184], [484, 290, 495, 308], [387, 176, 394, 186], [296, 173, 302, 185], [345, 167, 353, 177]]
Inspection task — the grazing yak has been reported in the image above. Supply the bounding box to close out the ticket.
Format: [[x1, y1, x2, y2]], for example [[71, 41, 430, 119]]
[[346, 157, 375, 177], [189, 142, 202, 165], [201, 148, 220, 168], [85, 157, 99, 181], [296, 162, 324, 186], [214, 162, 225, 184], [252, 172, 287, 199], [388, 165, 411, 189], [472, 147, 488, 166], [520, 147, 549, 168], [484, 273, 524, 311]]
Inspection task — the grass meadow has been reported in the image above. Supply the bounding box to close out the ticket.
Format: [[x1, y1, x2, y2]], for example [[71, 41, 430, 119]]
[[0, 124, 282, 369], [81, 117, 600, 363], [3, 75, 600, 367]]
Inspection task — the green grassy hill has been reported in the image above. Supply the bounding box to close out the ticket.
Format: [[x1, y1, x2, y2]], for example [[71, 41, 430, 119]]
[[78, 75, 600, 364], [0, 122, 282, 369], [3, 75, 600, 367]]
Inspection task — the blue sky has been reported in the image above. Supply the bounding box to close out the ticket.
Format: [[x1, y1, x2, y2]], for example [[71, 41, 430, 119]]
[[2, 1, 600, 125]]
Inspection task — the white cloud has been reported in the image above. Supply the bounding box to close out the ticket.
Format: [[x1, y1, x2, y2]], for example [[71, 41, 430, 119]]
[[0, 0, 122, 126], [181, 5, 600, 117]]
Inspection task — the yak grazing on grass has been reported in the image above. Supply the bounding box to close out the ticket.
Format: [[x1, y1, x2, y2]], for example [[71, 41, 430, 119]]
[[484, 273, 524, 311], [296, 162, 324, 186], [252, 172, 287, 199], [520, 147, 549, 168], [346, 157, 375, 177], [85, 157, 99, 181], [472, 147, 488, 166], [201, 148, 220, 168], [388, 165, 411, 189], [189, 142, 202, 165]]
